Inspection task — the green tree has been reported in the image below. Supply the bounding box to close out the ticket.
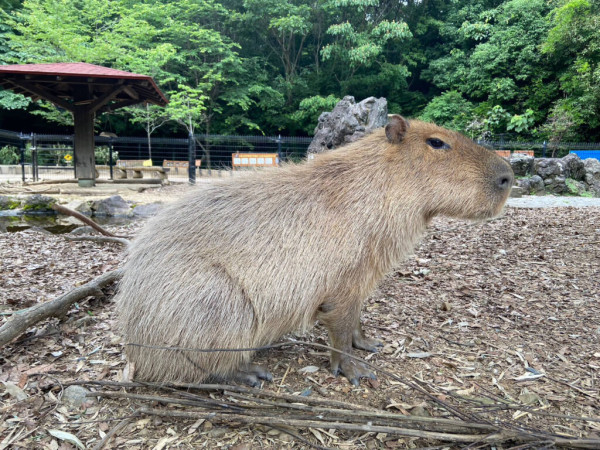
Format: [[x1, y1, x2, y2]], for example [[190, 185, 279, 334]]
[[419, 91, 474, 132], [542, 0, 600, 138], [4, 0, 175, 126], [425, 0, 553, 131], [126, 103, 170, 162]]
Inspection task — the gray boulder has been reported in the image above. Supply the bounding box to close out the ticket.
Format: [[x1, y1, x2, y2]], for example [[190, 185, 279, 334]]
[[529, 175, 545, 193], [566, 179, 588, 196], [544, 175, 568, 194], [22, 194, 56, 214], [516, 175, 545, 194], [589, 181, 600, 197], [308, 96, 388, 155], [584, 158, 600, 186], [560, 153, 585, 180], [0, 196, 20, 211], [65, 200, 92, 215], [91, 195, 132, 217], [534, 158, 563, 179], [510, 154, 534, 176]]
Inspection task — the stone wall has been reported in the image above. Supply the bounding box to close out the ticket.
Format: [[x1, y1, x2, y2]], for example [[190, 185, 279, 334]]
[[510, 153, 600, 197]]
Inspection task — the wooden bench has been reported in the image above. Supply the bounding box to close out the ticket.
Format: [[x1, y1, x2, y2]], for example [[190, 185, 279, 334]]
[[115, 160, 168, 180], [231, 152, 279, 169], [162, 160, 201, 175]]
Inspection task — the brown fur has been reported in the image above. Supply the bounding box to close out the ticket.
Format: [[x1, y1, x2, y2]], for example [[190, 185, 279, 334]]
[[116, 116, 513, 384]]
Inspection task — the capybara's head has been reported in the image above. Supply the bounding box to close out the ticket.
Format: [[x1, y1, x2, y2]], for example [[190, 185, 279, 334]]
[[384, 115, 514, 220]]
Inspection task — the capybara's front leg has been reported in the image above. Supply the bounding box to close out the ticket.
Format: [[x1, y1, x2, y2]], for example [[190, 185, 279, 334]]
[[352, 318, 383, 353], [319, 302, 377, 386]]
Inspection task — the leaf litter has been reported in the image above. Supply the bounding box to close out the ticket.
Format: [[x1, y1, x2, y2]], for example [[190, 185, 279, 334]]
[[1, 188, 599, 448]]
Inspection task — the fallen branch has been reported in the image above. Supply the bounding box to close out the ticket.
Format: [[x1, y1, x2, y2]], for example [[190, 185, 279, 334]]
[[51, 203, 116, 237], [0, 269, 122, 347], [89, 389, 496, 434], [137, 406, 568, 446]]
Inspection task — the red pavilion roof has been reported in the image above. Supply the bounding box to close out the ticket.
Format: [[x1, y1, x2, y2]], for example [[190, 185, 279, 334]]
[[0, 62, 168, 109]]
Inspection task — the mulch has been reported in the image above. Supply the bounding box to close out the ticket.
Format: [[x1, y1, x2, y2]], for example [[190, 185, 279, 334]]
[[1, 206, 599, 449]]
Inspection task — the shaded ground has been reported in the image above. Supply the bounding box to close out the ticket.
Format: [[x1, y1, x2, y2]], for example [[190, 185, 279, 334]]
[[1, 195, 599, 448]]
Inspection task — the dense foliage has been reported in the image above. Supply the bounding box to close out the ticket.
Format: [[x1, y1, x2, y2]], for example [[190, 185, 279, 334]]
[[0, 0, 599, 141]]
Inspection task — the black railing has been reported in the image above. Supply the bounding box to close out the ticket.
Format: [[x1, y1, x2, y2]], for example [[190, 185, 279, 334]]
[[0, 129, 313, 183], [2, 128, 599, 183]]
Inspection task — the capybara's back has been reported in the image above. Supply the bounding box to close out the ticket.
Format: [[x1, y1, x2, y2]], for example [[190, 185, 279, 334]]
[[116, 116, 513, 385]]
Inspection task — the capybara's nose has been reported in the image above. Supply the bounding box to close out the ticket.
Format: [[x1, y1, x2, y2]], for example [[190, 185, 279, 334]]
[[496, 170, 514, 191]]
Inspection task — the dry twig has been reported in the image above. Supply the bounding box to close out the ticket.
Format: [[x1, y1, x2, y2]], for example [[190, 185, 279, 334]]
[[0, 269, 122, 346]]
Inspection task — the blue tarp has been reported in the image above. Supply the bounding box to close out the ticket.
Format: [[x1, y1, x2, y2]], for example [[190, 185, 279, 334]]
[[570, 150, 600, 160]]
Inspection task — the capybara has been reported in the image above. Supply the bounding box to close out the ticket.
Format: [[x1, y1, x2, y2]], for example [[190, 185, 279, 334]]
[[116, 115, 514, 386]]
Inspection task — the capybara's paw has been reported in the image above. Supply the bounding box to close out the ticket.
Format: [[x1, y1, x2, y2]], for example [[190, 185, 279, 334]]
[[332, 356, 377, 387], [247, 364, 274, 382], [352, 335, 383, 353], [233, 364, 273, 387]]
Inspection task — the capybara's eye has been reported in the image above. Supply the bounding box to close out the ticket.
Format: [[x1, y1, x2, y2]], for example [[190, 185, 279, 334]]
[[426, 138, 450, 150]]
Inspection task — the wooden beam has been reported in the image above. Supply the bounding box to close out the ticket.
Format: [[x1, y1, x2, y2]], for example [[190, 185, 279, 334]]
[[8, 80, 73, 111], [123, 85, 139, 100], [99, 97, 145, 113], [88, 84, 126, 113]]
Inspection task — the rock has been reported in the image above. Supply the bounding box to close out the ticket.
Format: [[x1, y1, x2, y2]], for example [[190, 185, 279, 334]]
[[65, 200, 92, 215], [516, 178, 531, 192], [509, 154, 534, 176], [308, 96, 388, 155], [0, 196, 21, 211], [584, 158, 600, 186], [588, 181, 600, 197], [91, 195, 132, 217], [510, 186, 524, 198], [516, 175, 544, 195], [529, 175, 545, 193], [543, 175, 568, 194], [22, 194, 57, 214], [132, 202, 162, 217], [61, 385, 96, 409], [409, 405, 430, 417], [566, 179, 588, 196], [69, 226, 99, 236], [533, 158, 563, 179], [560, 153, 585, 180]]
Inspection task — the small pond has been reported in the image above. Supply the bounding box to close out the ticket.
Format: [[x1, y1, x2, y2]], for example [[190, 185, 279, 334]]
[[0, 212, 135, 234]]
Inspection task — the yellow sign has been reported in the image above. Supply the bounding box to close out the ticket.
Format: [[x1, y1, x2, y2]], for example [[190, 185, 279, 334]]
[[142, 159, 153, 167]]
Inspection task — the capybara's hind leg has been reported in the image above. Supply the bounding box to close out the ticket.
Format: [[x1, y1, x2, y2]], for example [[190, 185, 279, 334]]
[[352, 319, 383, 353], [231, 364, 273, 387], [319, 301, 377, 386]]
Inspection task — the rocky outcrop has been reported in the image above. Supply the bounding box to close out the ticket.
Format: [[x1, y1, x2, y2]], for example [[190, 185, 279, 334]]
[[584, 158, 600, 196], [308, 96, 388, 155], [510, 154, 534, 177], [561, 153, 585, 180], [515, 153, 600, 197]]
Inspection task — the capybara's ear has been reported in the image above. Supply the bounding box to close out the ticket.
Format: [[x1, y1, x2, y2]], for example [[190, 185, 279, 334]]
[[385, 115, 410, 144]]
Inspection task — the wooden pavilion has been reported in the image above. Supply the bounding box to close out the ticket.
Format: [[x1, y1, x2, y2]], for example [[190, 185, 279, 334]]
[[0, 63, 168, 186]]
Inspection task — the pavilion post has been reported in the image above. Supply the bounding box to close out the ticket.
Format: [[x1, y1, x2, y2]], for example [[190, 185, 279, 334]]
[[73, 107, 96, 187]]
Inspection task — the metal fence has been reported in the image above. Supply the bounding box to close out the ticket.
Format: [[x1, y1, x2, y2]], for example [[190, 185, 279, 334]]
[[2, 128, 600, 183], [477, 140, 600, 158], [0, 129, 313, 183]]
